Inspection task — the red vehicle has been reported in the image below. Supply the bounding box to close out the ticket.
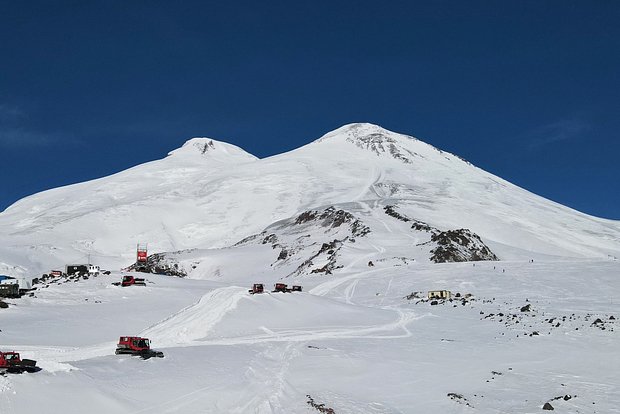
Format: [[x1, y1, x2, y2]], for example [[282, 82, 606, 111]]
[[0, 351, 39, 374], [121, 275, 146, 287], [249, 284, 264, 294], [115, 336, 164, 359], [272, 283, 303, 293], [273, 283, 290, 293]]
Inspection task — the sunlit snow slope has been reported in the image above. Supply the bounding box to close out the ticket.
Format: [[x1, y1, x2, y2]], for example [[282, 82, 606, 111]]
[[0, 123, 618, 276]]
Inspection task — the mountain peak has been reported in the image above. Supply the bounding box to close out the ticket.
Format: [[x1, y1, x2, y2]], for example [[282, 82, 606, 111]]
[[167, 137, 258, 163], [310, 123, 448, 165], [316, 123, 397, 142]]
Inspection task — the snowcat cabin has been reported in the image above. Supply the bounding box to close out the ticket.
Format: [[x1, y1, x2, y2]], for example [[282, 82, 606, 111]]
[[0, 352, 21, 366], [291, 285, 302, 292], [117, 336, 150, 352], [428, 290, 451, 300], [249, 284, 264, 294]]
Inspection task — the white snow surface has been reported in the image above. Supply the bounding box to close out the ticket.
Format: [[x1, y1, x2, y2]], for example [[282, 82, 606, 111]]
[[0, 123, 618, 276], [0, 123, 619, 413]]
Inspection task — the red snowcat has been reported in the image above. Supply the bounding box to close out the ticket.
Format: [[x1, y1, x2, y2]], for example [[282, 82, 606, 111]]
[[273, 283, 289, 292], [0, 351, 40, 374], [249, 283, 264, 294], [115, 336, 164, 359], [273, 283, 302, 293], [121, 275, 146, 287]]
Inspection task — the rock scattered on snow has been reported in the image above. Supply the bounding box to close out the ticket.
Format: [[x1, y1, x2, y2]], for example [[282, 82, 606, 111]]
[[306, 395, 336, 413], [447, 393, 473, 407]]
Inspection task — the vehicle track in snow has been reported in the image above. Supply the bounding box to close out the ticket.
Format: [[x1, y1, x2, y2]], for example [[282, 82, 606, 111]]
[[140, 286, 248, 346]]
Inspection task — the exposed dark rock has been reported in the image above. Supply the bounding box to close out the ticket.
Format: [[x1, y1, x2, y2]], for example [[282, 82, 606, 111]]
[[411, 220, 434, 233], [0, 300, 8, 309], [384, 205, 410, 222], [262, 234, 278, 244], [277, 249, 288, 260], [306, 395, 336, 413], [521, 304, 532, 312], [345, 132, 417, 164], [383, 205, 436, 232], [447, 393, 473, 407], [405, 291, 423, 300], [543, 402, 554, 410], [295, 207, 370, 237], [126, 252, 187, 277], [429, 229, 499, 263]]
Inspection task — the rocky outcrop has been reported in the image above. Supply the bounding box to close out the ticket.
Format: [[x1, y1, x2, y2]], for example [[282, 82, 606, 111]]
[[429, 229, 499, 263], [127, 252, 188, 277]]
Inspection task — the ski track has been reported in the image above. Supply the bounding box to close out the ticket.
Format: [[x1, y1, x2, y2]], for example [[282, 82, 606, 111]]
[[141, 286, 248, 346], [309, 267, 384, 297]]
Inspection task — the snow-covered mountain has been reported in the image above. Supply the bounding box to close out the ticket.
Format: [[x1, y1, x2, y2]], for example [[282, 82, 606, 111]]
[[0, 123, 618, 278], [1, 123, 619, 414]]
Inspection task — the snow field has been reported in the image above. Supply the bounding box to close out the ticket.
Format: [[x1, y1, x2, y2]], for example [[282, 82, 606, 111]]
[[1, 259, 618, 413]]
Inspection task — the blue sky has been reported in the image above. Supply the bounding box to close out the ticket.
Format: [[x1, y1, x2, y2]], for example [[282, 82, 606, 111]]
[[1, 1, 619, 219]]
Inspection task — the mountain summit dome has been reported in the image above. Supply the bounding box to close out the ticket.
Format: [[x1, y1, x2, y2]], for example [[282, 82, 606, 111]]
[[166, 138, 258, 164]]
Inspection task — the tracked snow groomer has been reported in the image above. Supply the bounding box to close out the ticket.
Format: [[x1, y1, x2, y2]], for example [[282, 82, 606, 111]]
[[273, 283, 289, 293], [121, 275, 146, 287], [249, 284, 264, 294], [0, 351, 40, 374], [272, 283, 302, 293], [115, 336, 164, 359]]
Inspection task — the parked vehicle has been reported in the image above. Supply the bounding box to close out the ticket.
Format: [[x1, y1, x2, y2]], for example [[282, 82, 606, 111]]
[[121, 276, 146, 287], [249, 283, 264, 294], [0, 351, 39, 374], [115, 336, 164, 359]]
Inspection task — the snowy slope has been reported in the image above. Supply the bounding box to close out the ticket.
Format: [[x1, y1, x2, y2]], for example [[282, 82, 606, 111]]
[[0, 123, 619, 279], [1, 123, 619, 414], [1, 261, 618, 413]]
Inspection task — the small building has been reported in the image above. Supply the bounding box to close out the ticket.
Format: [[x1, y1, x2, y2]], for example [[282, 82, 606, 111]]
[[1, 277, 32, 291], [66, 264, 89, 275], [428, 290, 451, 300], [65, 264, 99, 276]]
